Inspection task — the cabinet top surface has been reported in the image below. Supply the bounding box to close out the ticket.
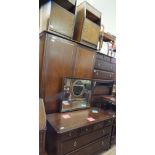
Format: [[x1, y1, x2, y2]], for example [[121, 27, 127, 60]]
[[47, 108, 114, 133]]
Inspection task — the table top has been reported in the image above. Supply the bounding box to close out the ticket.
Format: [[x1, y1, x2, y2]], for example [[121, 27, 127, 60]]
[[47, 108, 114, 133]]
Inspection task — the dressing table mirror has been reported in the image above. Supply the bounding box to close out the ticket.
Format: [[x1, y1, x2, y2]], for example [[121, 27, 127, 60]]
[[60, 77, 92, 112]]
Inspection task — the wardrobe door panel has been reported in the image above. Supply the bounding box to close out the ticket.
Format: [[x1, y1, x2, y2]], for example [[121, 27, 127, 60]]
[[44, 34, 76, 113], [74, 46, 96, 79]]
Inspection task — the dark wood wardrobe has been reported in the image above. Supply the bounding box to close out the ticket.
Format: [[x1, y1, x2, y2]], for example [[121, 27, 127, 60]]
[[39, 32, 96, 113]]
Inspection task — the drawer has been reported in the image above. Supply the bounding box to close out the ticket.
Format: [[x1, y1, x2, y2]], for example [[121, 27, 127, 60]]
[[61, 128, 111, 154], [103, 55, 111, 62], [60, 129, 80, 141], [96, 54, 103, 60], [80, 125, 93, 136], [95, 59, 116, 72], [111, 57, 116, 64], [67, 135, 111, 155], [93, 69, 115, 80], [93, 86, 111, 95], [93, 121, 112, 130], [96, 54, 111, 63], [103, 119, 113, 127]]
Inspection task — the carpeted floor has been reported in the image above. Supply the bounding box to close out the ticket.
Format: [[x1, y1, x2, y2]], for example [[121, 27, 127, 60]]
[[99, 145, 116, 155]]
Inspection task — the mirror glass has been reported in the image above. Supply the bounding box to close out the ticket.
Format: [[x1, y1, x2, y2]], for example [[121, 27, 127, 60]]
[[61, 78, 92, 112]]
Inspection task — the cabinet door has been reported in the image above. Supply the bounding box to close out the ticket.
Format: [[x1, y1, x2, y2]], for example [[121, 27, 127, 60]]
[[73, 46, 96, 79], [43, 34, 76, 113]]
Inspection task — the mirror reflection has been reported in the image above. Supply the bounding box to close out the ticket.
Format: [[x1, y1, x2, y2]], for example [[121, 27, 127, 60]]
[[61, 78, 92, 112]]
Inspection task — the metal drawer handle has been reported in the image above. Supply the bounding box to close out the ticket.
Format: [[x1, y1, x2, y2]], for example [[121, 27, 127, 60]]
[[68, 132, 72, 137], [102, 129, 105, 134], [74, 141, 77, 147], [85, 128, 88, 132]]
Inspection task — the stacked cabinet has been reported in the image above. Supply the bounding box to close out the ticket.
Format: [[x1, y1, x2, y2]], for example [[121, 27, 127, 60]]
[[91, 52, 116, 147], [39, 32, 96, 113], [39, 0, 77, 38]]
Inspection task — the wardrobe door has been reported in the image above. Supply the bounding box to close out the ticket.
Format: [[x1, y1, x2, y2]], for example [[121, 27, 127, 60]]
[[73, 45, 96, 79], [43, 34, 76, 113]]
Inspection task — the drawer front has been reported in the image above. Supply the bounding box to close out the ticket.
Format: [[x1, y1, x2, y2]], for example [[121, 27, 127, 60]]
[[60, 129, 80, 141], [81, 19, 100, 46], [95, 59, 116, 72], [96, 54, 111, 63], [111, 57, 116, 64], [61, 127, 111, 154], [49, 2, 75, 38], [93, 86, 111, 95], [94, 120, 113, 130], [67, 135, 111, 155], [93, 69, 115, 80], [96, 54, 103, 60], [80, 125, 93, 136], [103, 55, 111, 62], [104, 119, 113, 127]]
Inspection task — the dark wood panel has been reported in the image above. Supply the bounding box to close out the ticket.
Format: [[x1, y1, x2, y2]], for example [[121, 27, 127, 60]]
[[43, 33, 76, 113], [39, 130, 46, 155], [62, 129, 111, 154], [48, 2, 76, 38], [46, 108, 113, 133], [40, 0, 76, 38], [39, 33, 46, 98], [67, 136, 110, 155], [73, 46, 96, 79]]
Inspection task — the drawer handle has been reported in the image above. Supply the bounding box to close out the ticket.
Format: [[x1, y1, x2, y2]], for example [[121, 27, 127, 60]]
[[102, 129, 105, 134], [101, 141, 104, 146], [85, 128, 88, 132], [68, 132, 72, 137], [73, 141, 77, 147]]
